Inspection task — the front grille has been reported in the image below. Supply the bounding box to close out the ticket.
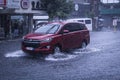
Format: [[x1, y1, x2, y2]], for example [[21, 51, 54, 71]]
[[24, 39, 41, 43], [23, 39, 40, 48], [23, 42, 40, 48]]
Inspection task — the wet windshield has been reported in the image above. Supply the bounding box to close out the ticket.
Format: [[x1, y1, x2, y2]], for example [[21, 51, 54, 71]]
[[34, 24, 60, 34]]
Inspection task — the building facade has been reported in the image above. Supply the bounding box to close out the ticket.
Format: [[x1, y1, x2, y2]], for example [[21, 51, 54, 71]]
[[0, 0, 47, 39], [100, 2, 120, 30], [69, 0, 91, 18]]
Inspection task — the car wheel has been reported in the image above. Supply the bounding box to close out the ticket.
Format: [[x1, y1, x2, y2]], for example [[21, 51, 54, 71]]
[[81, 42, 87, 49], [54, 46, 61, 54]]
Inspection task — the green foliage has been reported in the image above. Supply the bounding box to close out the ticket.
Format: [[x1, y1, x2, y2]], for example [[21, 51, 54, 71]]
[[41, 0, 74, 20]]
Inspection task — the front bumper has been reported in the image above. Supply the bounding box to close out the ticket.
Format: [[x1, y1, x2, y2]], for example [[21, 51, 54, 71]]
[[22, 41, 53, 54]]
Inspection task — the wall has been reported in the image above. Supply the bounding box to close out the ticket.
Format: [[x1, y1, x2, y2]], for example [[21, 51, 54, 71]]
[[15, 0, 46, 14], [5, 0, 46, 14]]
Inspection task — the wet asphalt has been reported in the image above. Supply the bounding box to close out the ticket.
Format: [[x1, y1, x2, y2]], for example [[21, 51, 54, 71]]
[[0, 31, 120, 80]]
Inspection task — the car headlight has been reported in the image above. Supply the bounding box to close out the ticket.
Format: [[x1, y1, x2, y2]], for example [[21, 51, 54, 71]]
[[41, 38, 52, 43]]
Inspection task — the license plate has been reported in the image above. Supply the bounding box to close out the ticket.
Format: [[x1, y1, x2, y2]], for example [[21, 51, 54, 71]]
[[26, 47, 34, 50]]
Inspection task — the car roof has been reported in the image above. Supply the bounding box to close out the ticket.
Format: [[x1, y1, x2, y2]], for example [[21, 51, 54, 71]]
[[49, 21, 85, 25], [67, 18, 92, 20]]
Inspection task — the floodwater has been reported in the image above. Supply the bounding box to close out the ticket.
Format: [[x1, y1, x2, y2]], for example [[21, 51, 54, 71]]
[[5, 47, 101, 61]]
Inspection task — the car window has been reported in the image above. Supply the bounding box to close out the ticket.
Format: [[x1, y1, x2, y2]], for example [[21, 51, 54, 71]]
[[48, 25, 60, 33], [79, 23, 86, 30], [85, 20, 91, 24], [34, 24, 60, 34], [78, 20, 84, 22], [62, 23, 81, 32], [59, 23, 86, 34], [63, 24, 72, 32], [71, 23, 81, 31]]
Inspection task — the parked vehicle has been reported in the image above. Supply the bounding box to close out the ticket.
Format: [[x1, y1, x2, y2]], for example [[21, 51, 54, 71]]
[[66, 18, 92, 31], [22, 21, 90, 55]]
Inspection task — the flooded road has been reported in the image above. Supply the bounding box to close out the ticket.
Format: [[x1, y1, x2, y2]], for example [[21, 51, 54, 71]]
[[1, 31, 120, 80]]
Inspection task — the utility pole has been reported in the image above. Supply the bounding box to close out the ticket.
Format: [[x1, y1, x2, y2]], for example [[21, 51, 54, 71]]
[[90, 0, 100, 31]]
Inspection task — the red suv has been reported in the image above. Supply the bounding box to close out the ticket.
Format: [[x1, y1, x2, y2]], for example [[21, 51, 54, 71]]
[[22, 21, 90, 55]]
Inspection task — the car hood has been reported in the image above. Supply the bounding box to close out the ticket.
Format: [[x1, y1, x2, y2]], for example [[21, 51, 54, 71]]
[[24, 33, 54, 40]]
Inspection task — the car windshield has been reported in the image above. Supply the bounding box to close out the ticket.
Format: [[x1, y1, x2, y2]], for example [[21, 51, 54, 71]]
[[34, 23, 60, 34]]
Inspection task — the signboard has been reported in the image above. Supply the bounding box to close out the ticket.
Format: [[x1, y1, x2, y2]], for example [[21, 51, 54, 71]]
[[21, 0, 30, 9], [7, 0, 20, 9], [0, 0, 6, 6], [0, 0, 4, 4], [15, 0, 47, 14], [75, 4, 79, 11], [13, 0, 19, 2], [113, 19, 117, 26]]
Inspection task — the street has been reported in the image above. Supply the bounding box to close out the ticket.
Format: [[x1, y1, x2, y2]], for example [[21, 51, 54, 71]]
[[0, 31, 120, 80]]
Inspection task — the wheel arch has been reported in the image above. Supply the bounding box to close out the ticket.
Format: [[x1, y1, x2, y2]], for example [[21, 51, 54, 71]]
[[54, 43, 62, 51], [82, 39, 87, 45]]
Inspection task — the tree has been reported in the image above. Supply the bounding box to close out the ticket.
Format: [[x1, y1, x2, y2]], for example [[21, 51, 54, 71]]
[[41, 0, 74, 20]]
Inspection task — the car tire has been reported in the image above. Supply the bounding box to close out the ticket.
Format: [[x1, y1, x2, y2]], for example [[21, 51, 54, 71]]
[[81, 41, 87, 49], [54, 46, 61, 54]]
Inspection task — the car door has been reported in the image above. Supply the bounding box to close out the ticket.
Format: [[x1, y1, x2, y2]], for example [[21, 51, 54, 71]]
[[61, 23, 75, 50], [69, 23, 83, 48], [75, 23, 90, 47]]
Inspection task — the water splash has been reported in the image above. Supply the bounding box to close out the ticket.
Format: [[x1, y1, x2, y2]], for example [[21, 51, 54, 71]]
[[5, 50, 26, 57], [73, 48, 101, 54], [45, 52, 77, 61], [45, 47, 101, 61], [4, 47, 101, 61]]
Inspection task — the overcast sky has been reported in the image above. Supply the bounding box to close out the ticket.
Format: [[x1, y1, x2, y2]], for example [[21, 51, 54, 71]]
[[101, 0, 119, 3]]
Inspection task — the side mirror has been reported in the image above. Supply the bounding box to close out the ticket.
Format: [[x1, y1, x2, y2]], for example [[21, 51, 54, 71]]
[[63, 30, 69, 33]]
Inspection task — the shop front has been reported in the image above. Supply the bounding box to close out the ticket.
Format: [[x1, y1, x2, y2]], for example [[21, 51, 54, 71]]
[[0, 0, 47, 39], [0, 14, 32, 39], [10, 15, 30, 38]]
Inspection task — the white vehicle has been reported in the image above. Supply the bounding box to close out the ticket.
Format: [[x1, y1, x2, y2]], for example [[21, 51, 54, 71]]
[[66, 18, 92, 31], [33, 15, 49, 29]]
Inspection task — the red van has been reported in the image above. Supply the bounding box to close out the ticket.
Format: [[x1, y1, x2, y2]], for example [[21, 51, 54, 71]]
[[22, 21, 90, 55]]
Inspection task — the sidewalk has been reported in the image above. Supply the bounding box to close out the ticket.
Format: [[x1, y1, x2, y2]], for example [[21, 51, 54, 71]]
[[0, 37, 22, 43]]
